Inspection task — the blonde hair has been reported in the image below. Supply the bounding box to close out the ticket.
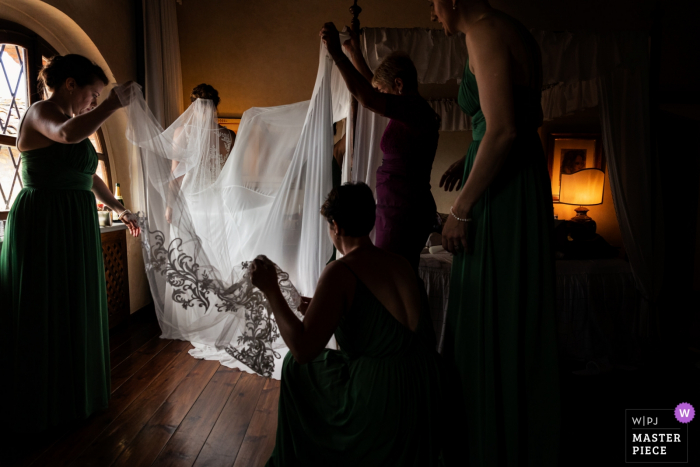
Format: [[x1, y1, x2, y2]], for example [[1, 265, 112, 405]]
[[371, 51, 418, 92]]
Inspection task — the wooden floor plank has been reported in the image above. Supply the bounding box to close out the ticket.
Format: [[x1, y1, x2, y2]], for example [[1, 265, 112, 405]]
[[231, 378, 281, 467], [152, 367, 243, 467], [110, 321, 162, 369], [192, 373, 267, 467], [111, 335, 171, 393], [31, 340, 191, 467], [111, 359, 221, 467], [71, 346, 199, 466]]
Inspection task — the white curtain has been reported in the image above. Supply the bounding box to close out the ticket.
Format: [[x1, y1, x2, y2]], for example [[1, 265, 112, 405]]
[[143, 0, 183, 128], [361, 28, 467, 84], [121, 41, 348, 379]]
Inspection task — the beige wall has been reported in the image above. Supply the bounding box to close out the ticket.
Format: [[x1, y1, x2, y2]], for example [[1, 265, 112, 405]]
[[431, 131, 471, 213], [1, 0, 150, 313], [177, 0, 439, 116]]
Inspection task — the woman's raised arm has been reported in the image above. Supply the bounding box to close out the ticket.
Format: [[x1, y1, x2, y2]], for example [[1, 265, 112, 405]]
[[321, 23, 388, 117], [26, 82, 134, 147]]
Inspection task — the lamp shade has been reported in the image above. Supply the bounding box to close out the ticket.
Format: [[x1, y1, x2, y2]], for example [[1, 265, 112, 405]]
[[559, 168, 605, 205]]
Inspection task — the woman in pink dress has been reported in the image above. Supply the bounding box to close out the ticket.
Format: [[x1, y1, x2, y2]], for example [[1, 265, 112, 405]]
[[321, 24, 440, 272]]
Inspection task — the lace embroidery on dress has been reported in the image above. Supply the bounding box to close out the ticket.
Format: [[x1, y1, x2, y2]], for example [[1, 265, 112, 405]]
[[207, 128, 234, 182]]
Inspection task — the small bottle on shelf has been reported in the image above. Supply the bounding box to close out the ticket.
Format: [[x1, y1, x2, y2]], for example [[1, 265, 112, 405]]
[[113, 182, 125, 222]]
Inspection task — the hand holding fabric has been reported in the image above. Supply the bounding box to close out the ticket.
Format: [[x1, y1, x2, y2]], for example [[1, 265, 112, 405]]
[[121, 211, 141, 237], [250, 255, 282, 295], [342, 27, 361, 59], [107, 81, 137, 111], [320, 22, 343, 61]]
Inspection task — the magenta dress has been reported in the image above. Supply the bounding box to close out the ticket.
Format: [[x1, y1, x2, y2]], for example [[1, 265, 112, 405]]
[[375, 96, 440, 271]]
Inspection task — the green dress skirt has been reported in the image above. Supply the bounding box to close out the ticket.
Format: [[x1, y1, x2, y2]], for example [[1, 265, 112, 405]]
[[266, 262, 446, 466], [0, 139, 110, 432], [441, 60, 561, 465]]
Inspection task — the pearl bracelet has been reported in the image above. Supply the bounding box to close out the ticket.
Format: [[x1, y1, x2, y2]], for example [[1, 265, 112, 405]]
[[118, 209, 132, 221], [450, 206, 472, 222]]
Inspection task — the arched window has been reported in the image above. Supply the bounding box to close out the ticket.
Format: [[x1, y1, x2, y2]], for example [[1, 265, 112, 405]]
[[0, 20, 111, 220]]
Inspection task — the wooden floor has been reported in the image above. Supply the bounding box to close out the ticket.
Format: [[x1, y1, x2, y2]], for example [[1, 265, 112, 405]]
[[2, 312, 280, 467]]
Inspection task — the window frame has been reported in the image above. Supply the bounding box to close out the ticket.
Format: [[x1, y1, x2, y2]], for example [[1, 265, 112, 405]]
[[92, 130, 113, 190], [0, 20, 112, 220]]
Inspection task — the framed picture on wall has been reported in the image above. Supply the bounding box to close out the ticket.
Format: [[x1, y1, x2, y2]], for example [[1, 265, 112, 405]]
[[218, 116, 242, 133], [547, 133, 605, 202]]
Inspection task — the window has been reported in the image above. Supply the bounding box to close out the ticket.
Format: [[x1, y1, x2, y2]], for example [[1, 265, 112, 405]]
[[89, 131, 112, 189], [0, 20, 112, 220], [0, 42, 29, 216]]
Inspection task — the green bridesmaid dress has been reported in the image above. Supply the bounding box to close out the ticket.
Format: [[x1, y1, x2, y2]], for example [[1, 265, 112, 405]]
[[442, 50, 561, 467], [0, 138, 110, 432], [266, 262, 446, 466]]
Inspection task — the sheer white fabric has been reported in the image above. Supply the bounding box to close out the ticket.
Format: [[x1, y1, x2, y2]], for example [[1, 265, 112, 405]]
[[119, 41, 348, 379]]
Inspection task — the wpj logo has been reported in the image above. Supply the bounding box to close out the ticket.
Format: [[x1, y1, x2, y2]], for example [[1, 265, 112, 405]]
[[625, 403, 694, 463]]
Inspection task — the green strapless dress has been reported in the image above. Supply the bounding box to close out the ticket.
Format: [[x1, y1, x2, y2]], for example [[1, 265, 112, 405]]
[[266, 262, 446, 466], [0, 139, 110, 432], [441, 60, 560, 465]]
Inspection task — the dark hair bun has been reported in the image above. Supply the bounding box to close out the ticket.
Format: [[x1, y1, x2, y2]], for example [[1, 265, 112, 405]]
[[38, 54, 109, 92], [320, 182, 376, 237], [190, 83, 220, 107]]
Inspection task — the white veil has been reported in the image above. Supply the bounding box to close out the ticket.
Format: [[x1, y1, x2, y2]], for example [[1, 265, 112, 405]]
[[119, 39, 351, 379]]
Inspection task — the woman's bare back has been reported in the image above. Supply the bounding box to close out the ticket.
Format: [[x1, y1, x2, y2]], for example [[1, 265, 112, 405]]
[[339, 246, 424, 332]]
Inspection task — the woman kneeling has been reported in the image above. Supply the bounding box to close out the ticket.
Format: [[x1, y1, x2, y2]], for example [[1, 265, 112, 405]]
[[251, 182, 446, 467]]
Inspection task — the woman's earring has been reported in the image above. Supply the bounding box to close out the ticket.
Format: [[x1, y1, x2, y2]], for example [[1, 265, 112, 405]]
[[453, 2, 457, 10]]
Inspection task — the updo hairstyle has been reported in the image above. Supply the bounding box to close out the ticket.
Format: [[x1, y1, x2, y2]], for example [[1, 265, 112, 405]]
[[371, 51, 418, 93], [38, 54, 109, 93], [190, 83, 220, 107], [320, 182, 376, 237]]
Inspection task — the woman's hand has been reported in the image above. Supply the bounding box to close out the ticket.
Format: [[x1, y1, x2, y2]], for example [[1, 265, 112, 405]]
[[121, 211, 141, 237], [441, 209, 470, 254], [440, 156, 466, 192], [250, 255, 281, 295], [298, 296, 312, 315], [105, 81, 137, 111], [165, 206, 173, 224], [320, 22, 343, 61], [342, 27, 361, 59]]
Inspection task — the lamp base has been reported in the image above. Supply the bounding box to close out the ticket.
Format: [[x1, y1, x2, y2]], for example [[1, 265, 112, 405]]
[[569, 206, 597, 241]]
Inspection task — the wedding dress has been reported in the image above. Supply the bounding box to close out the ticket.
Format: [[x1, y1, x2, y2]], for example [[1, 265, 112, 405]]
[[118, 40, 350, 379]]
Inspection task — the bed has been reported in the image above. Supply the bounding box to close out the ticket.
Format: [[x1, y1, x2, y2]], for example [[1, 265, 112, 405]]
[[418, 251, 641, 363]]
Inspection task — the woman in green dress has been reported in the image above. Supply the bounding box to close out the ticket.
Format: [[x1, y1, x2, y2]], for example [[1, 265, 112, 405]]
[[431, 1, 560, 465], [0, 54, 140, 432], [250, 183, 446, 466]]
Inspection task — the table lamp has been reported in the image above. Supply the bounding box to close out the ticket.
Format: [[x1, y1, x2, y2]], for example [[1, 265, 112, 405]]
[[559, 168, 605, 241]]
